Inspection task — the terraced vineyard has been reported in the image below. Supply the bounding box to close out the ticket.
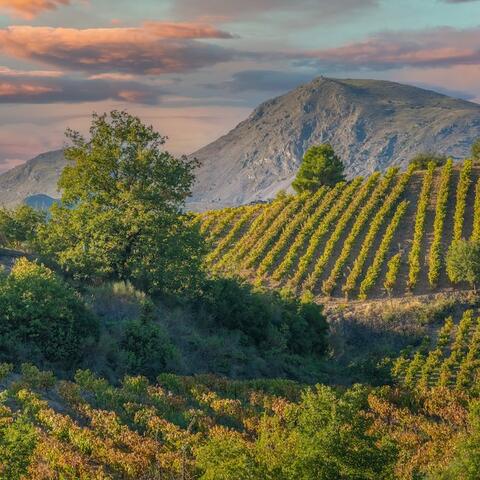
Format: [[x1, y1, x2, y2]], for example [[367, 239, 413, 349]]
[[393, 309, 480, 391], [200, 160, 480, 299]]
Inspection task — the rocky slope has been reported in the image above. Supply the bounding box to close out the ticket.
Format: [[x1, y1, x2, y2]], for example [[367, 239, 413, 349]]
[[0, 150, 64, 207], [189, 77, 480, 210]]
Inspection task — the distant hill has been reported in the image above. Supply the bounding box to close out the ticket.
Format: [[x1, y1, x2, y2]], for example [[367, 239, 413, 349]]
[[0, 150, 65, 208], [24, 193, 60, 210], [200, 160, 480, 300], [189, 77, 480, 210]]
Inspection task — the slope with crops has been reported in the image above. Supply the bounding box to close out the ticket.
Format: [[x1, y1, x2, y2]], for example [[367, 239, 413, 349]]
[[201, 160, 480, 300]]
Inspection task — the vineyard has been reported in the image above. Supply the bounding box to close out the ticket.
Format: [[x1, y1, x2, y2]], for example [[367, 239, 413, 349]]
[[199, 160, 480, 300], [393, 308, 480, 391]]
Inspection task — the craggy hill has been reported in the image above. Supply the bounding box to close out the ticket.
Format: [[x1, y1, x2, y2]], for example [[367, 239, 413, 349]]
[[189, 77, 480, 210], [199, 159, 480, 300]]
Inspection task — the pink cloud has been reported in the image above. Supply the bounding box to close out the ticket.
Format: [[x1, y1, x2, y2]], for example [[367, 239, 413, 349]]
[[297, 27, 480, 70], [0, 82, 57, 96], [0, 0, 70, 18], [0, 23, 236, 75]]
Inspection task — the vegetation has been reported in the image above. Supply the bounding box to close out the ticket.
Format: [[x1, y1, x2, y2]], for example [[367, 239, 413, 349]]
[[407, 162, 435, 290], [446, 239, 480, 290], [409, 151, 447, 170], [4, 112, 480, 478], [428, 159, 453, 287], [36, 111, 206, 296], [292, 144, 346, 193]]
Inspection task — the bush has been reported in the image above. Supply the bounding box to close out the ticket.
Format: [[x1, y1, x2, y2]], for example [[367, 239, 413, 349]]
[[292, 144, 345, 193], [409, 152, 447, 170], [0, 258, 99, 366], [198, 278, 328, 355], [446, 239, 480, 289], [120, 301, 178, 379]]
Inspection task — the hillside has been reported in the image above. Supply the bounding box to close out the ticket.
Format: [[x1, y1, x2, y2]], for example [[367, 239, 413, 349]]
[[200, 159, 480, 300], [0, 150, 64, 207], [189, 77, 480, 210]]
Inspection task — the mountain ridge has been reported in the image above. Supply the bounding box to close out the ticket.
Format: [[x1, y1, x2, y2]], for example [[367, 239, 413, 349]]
[[2, 77, 480, 211]]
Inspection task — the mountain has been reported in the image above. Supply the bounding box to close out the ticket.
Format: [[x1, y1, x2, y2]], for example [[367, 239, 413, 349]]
[[1, 77, 480, 211], [189, 77, 480, 210], [0, 150, 65, 208], [200, 159, 478, 300]]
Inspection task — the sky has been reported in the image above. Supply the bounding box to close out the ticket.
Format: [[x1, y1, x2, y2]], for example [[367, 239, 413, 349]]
[[0, 0, 480, 172]]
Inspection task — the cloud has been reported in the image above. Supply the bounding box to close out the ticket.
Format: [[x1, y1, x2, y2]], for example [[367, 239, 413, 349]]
[[0, 23, 237, 75], [0, 0, 70, 18], [0, 68, 166, 104], [295, 27, 480, 70], [171, 0, 377, 22], [207, 70, 317, 93]]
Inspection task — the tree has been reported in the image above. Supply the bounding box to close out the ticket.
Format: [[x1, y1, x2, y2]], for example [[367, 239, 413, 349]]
[[409, 152, 447, 170], [37, 111, 206, 295], [446, 239, 480, 290], [292, 144, 345, 193], [472, 138, 480, 161]]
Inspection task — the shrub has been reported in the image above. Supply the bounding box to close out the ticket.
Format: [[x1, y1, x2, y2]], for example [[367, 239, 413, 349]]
[[0, 258, 99, 366], [198, 278, 328, 355], [409, 151, 447, 170], [446, 239, 480, 290], [120, 301, 178, 379]]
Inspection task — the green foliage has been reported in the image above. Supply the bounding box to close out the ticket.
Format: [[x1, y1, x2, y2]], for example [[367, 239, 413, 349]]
[[120, 301, 178, 379], [407, 162, 435, 290], [0, 205, 45, 249], [446, 239, 480, 289], [384, 252, 402, 296], [342, 165, 414, 297], [453, 159, 473, 242], [358, 201, 408, 299], [292, 144, 346, 193], [472, 138, 480, 161], [0, 415, 37, 480], [409, 151, 447, 170], [0, 258, 98, 365], [199, 278, 328, 355], [428, 159, 453, 287], [37, 111, 206, 296]]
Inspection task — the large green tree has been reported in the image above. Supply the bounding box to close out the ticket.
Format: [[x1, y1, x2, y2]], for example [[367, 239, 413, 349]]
[[292, 144, 345, 193], [37, 111, 206, 295]]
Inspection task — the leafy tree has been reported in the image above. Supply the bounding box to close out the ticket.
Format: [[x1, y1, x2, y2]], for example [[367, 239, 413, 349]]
[[292, 144, 345, 193], [37, 111, 206, 295], [446, 239, 480, 290], [472, 138, 480, 161], [409, 152, 447, 170], [0, 258, 98, 365], [0, 205, 45, 249]]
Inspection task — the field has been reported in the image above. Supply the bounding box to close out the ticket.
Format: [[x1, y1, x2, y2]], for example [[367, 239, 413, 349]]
[[199, 160, 480, 300]]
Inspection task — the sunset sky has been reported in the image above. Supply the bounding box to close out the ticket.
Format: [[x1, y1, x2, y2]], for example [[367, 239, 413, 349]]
[[1, 0, 480, 172]]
